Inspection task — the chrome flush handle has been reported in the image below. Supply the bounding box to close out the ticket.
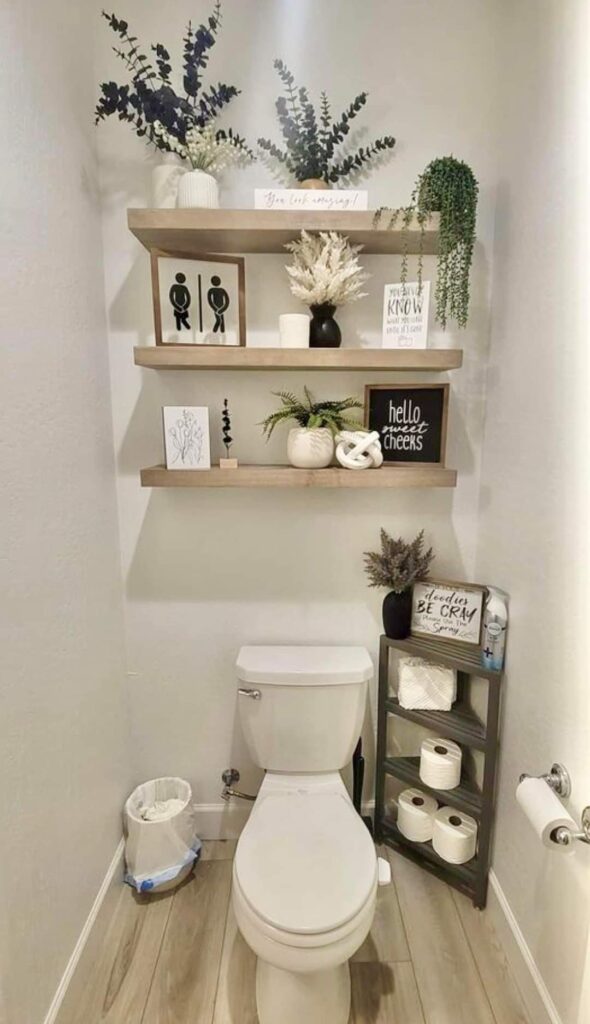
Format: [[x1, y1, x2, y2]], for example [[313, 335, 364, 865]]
[[238, 687, 262, 700]]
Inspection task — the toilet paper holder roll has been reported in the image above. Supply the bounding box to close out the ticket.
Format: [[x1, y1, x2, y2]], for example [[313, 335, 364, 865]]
[[519, 763, 590, 846]]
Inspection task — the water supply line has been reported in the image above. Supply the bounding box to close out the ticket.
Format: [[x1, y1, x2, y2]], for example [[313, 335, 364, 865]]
[[221, 768, 257, 802]]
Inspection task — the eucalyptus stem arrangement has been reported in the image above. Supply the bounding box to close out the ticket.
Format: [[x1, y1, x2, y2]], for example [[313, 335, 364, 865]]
[[95, 4, 251, 163], [258, 60, 396, 185], [375, 156, 479, 329]]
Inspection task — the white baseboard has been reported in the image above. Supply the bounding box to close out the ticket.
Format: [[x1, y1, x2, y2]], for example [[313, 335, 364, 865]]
[[43, 839, 125, 1024], [488, 870, 562, 1024], [194, 801, 252, 839]]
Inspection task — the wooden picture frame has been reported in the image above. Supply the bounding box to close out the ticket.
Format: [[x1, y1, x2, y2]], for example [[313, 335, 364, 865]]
[[411, 578, 487, 647], [364, 383, 450, 466], [151, 248, 246, 347]]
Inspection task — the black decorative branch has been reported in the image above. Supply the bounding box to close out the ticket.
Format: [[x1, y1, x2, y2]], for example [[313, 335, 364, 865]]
[[258, 60, 396, 184], [222, 398, 233, 457], [95, 4, 248, 156]]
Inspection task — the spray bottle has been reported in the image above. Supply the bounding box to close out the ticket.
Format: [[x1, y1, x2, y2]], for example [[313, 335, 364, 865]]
[[481, 587, 508, 671]]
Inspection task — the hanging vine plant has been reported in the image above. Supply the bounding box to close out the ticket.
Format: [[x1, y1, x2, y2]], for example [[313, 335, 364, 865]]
[[374, 156, 479, 329]]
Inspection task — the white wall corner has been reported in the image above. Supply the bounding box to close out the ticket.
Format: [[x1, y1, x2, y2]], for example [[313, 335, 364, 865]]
[[488, 870, 563, 1024], [42, 840, 125, 1024]]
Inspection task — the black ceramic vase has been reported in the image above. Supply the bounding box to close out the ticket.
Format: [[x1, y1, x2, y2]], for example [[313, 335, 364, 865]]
[[382, 589, 412, 640], [309, 303, 341, 348]]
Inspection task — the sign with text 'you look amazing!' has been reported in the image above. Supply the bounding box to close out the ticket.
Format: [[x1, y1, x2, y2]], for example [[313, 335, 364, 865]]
[[365, 384, 449, 465]]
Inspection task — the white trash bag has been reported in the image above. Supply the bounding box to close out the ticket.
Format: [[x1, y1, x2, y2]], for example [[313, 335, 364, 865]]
[[124, 777, 202, 893]]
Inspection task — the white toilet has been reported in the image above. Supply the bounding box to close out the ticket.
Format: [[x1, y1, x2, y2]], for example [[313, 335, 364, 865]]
[[233, 645, 377, 1024]]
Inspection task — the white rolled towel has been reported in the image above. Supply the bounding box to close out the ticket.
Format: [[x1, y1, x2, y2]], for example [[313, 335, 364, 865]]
[[432, 806, 478, 864], [419, 737, 462, 790], [397, 788, 438, 842]]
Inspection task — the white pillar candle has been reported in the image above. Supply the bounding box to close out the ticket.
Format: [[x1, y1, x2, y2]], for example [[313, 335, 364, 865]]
[[279, 313, 310, 348]]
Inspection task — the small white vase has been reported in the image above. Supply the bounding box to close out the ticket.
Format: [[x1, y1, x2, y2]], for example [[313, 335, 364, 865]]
[[279, 314, 310, 349], [177, 169, 220, 209], [287, 427, 334, 469], [151, 163, 183, 208]]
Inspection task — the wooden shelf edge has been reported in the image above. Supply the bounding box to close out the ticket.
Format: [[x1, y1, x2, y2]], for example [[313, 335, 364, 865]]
[[383, 756, 482, 818], [385, 697, 487, 751], [140, 464, 458, 489], [127, 208, 440, 256], [133, 346, 463, 372]]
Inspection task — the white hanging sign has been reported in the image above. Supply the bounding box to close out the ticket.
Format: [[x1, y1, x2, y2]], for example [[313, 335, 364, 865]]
[[254, 188, 368, 211], [382, 281, 430, 349]]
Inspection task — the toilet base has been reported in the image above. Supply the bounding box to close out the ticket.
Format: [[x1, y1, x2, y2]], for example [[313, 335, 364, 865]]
[[256, 958, 350, 1024]]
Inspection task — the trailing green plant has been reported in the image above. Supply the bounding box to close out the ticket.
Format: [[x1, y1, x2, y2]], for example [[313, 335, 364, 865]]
[[258, 60, 395, 184], [260, 388, 363, 439], [364, 528, 434, 593], [374, 156, 479, 329], [95, 4, 251, 160]]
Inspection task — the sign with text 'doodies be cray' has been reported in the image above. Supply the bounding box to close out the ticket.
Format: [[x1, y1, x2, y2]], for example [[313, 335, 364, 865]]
[[364, 384, 449, 465]]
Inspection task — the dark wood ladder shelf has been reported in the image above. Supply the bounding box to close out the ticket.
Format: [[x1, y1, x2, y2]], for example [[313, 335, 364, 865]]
[[375, 634, 503, 909]]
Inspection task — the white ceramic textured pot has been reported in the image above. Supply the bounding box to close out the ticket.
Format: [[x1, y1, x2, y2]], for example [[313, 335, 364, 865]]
[[287, 427, 334, 469], [177, 169, 219, 209], [151, 163, 183, 208]]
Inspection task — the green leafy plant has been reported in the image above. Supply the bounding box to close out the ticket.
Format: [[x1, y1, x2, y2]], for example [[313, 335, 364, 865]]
[[374, 156, 479, 329], [258, 60, 396, 184], [95, 4, 251, 161], [260, 388, 363, 439], [364, 528, 434, 593]]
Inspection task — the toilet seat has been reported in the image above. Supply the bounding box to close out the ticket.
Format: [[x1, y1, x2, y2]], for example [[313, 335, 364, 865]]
[[234, 790, 377, 937]]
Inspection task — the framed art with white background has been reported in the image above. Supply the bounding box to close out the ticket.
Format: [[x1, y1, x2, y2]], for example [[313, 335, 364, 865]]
[[411, 579, 487, 646], [163, 407, 211, 470], [382, 281, 430, 348], [151, 250, 246, 346]]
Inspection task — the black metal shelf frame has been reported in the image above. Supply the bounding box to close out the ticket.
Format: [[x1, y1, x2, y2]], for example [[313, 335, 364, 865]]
[[374, 634, 503, 909]]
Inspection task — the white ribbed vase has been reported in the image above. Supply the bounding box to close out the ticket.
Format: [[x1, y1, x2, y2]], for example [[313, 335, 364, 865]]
[[177, 169, 219, 209], [287, 428, 334, 469]]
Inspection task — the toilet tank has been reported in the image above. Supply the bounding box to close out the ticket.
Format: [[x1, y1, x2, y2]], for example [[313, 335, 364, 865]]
[[235, 646, 373, 772]]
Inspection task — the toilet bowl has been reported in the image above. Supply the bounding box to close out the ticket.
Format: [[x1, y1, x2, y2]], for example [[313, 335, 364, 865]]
[[232, 646, 376, 1024]]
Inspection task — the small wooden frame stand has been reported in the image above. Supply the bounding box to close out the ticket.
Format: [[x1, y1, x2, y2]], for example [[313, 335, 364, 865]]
[[219, 458, 239, 469]]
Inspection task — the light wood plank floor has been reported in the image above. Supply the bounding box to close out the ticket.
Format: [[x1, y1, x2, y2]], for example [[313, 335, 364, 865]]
[[56, 841, 530, 1024]]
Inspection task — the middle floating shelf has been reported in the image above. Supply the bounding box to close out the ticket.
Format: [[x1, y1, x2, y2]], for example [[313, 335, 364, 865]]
[[134, 346, 463, 372], [140, 465, 457, 489]]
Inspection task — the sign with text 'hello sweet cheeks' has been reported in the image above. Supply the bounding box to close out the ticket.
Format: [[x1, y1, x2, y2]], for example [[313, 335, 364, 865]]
[[411, 579, 487, 646], [364, 384, 449, 465]]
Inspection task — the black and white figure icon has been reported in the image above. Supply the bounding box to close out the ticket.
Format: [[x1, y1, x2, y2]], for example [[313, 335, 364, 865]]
[[169, 273, 191, 331], [207, 275, 230, 334]]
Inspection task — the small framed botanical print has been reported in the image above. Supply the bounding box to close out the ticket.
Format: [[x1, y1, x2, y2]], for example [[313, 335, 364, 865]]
[[162, 407, 211, 470], [151, 250, 246, 347]]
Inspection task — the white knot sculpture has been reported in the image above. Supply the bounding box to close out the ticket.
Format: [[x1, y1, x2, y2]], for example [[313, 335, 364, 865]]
[[335, 430, 384, 470]]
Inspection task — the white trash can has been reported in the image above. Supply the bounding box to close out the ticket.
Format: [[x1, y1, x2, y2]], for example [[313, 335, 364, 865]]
[[124, 777, 201, 894]]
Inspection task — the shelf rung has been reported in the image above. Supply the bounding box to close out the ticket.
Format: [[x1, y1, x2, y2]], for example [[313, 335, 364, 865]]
[[385, 697, 487, 750], [383, 756, 483, 818]]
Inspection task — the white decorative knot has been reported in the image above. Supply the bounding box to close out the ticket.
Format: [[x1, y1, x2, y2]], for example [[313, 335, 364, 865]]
[[335, 430, 384, 470]]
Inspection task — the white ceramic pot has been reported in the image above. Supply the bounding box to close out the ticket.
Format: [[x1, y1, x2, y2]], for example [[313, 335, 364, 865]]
[[177, 169, 219, 209], [287, 427, 334, 469], [279, 314, 310, 349], [151, 162, 183, 208]]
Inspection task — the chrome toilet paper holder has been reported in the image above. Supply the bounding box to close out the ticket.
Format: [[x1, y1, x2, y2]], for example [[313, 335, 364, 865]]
[[519, 763, 590, 847]]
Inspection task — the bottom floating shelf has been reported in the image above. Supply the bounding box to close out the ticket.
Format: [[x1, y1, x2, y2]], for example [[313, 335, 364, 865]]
[[140, 464, 458, 489]]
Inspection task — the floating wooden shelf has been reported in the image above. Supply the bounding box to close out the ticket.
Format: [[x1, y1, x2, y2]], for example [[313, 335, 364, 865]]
[[134, 346, 463, 372], [140, 465, 458, 489], [128, 208, 440, 256]]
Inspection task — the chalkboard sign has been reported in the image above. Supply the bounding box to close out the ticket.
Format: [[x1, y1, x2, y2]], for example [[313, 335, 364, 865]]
[[364, 384, 449, 465]]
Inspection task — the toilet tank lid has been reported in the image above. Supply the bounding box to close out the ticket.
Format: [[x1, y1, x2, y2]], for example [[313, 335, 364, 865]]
[[236, 645, 373, 685]]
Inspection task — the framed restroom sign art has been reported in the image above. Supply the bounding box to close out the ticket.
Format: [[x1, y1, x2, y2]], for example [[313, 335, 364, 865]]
[[411, 579, 487, 646], [364, 384, 449, 465], [151, 249, 246, 347]]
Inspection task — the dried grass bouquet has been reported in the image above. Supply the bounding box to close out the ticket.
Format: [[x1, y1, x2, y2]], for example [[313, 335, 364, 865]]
[[285, 230, 370, 308], [364, 528, 434, 593]]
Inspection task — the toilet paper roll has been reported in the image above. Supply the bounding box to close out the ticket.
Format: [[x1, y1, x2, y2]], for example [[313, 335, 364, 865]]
[[432, 806, 478, 864], [516, 777, 578, 853], [419, 737, 462, 790], [397, 788, 438, 842]]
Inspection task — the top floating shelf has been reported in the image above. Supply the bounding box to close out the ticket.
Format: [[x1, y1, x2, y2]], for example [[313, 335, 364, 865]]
[[127, 208, 440, 256]]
